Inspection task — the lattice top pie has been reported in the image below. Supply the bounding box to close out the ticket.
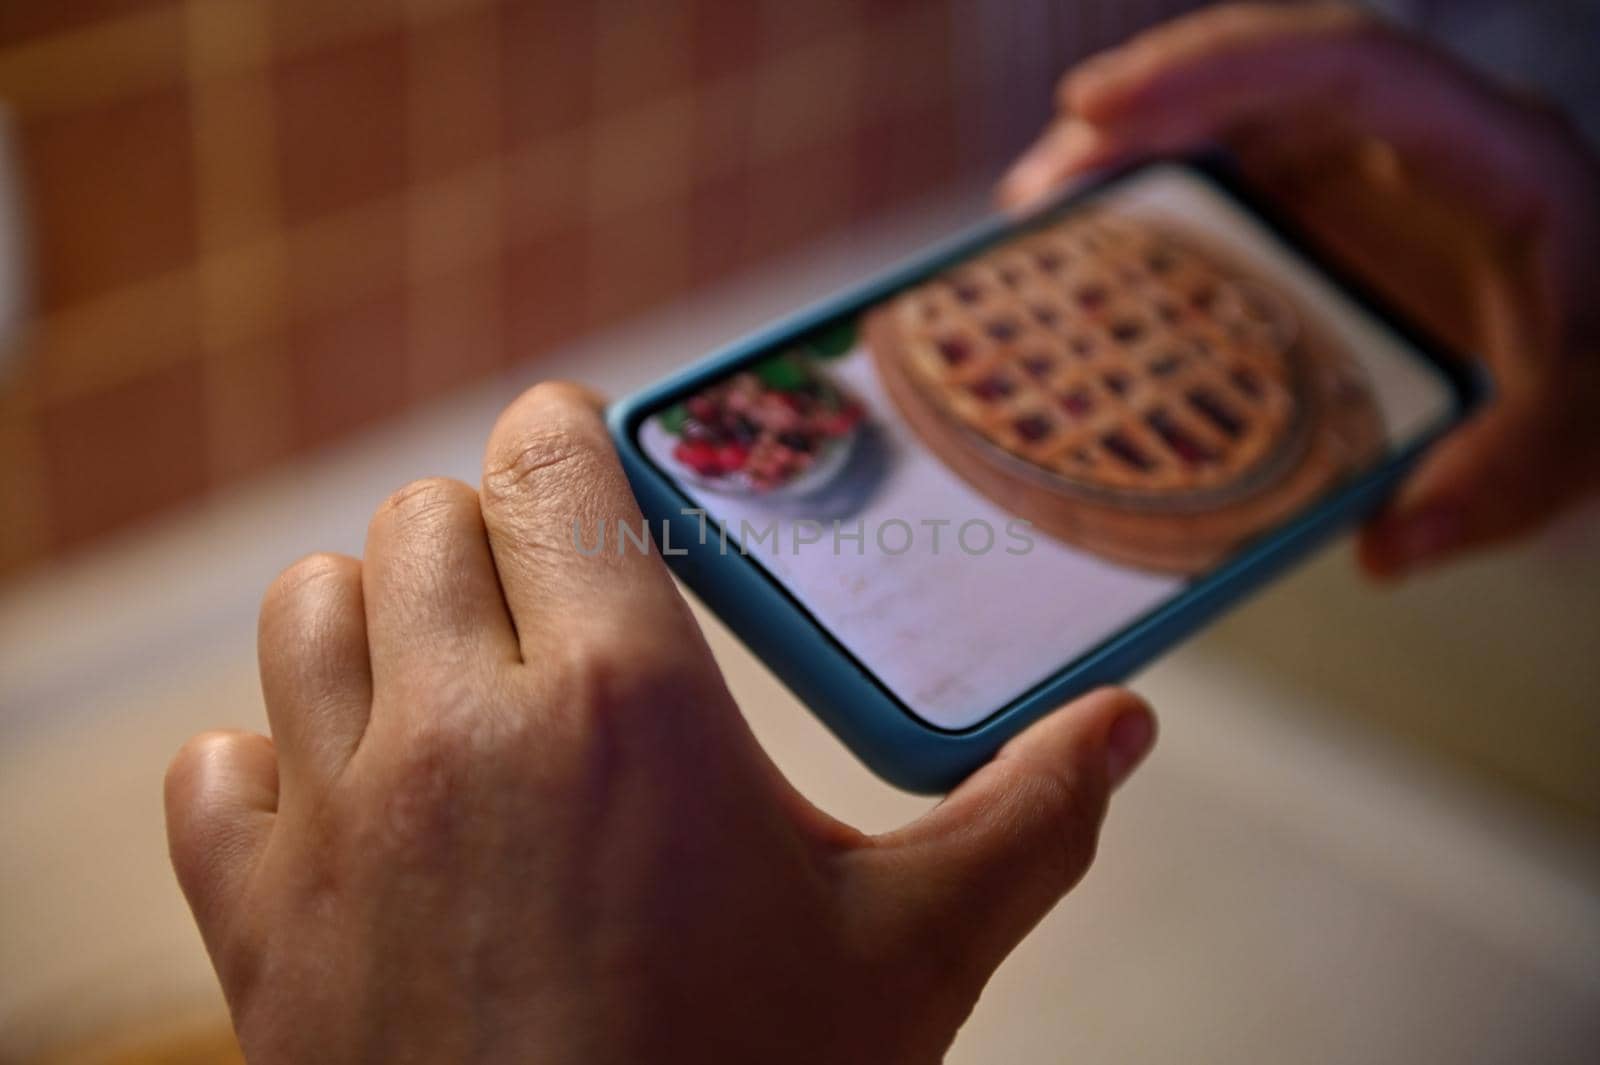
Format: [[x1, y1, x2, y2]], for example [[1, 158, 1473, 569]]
[[874, 212, 1305, 500]]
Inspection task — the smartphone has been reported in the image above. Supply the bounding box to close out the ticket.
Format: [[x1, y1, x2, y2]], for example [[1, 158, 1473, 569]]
[[607, 158, 1480, 792]]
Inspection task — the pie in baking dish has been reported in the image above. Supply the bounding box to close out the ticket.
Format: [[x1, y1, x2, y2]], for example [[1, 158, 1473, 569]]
[[867, 210, 1384, 573]]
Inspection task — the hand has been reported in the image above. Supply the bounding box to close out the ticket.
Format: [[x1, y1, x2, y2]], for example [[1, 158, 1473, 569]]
[[164, 382, 1157, 1064], [999, 2, 1600, 578]]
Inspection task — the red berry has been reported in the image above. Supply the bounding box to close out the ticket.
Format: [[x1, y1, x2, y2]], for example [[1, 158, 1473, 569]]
[[820, 403, 862, 435], [675, 441, 721, 476], [715, 444, 749, 472]]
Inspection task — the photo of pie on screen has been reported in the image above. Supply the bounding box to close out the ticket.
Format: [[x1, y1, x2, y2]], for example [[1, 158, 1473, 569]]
[[866, 210, 1386, 574]]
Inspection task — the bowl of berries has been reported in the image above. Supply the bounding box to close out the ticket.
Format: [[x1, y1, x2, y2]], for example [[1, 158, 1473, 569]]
[[660, 354, 866, 497]]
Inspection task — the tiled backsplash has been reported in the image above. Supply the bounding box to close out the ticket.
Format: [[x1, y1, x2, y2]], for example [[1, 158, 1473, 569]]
[[0, 0, 1201, 576]]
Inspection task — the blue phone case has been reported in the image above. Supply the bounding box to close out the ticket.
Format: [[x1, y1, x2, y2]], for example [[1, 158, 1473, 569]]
[[607, 158, 1482, 793]]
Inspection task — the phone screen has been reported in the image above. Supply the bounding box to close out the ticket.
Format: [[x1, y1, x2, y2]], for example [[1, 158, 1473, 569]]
[[635, 163, 1462, 731]]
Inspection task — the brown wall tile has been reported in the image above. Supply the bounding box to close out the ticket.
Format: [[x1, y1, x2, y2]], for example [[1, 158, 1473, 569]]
[[748, 29, 862, 166], [859, 0, 954, 121], [286, 197, 407, 322], [593, 1, 691, 115], [504, 226, 587, 363], [744, 134, 856, 263], [689, 73, 753, 184], [406, 259, 506, 397], [274, 30, 408, 225], [287, 288, 409, 447], [31, 269, 201, 404], [762, 0, 866, 54], [0, 392, 49, 576], [190, 71, 283, 253], [0, 0, 169, 50], [197, 235, 288, 356], [500, 2, 595, 144], [202, 335, 296, 482], [688, 170, 750, 287], [585, 199, 690, 326], [269, 0, 406, 60], [504, 128, 588, 246], [407, 3, 501, 183], [0, 5, 187, 120], [20, 85, 196, 311], [409, 164, 503, 284], [854, 100, 960, 216], [689, 0, 764, 82], [588, 93, 694, 220], [38, 358, 208, 550]]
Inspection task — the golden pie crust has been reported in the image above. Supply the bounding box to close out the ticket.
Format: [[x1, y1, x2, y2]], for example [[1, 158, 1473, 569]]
[[867, 211, 1385, 574]]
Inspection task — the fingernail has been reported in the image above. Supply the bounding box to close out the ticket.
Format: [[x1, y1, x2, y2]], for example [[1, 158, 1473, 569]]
[[999, 122, 1099, 208], [1388, 506, 1463, 572], [1106, 706, 1156, 788], [998, 148, 1055, 208]]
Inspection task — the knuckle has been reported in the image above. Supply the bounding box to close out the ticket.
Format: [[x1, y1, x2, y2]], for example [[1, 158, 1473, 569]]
[[400, 671, 499, 758], [554, 629, 687, 733], [263, 553, 356, 618], [1002, 759, 1107, 889], [164, 729, 259, 802], [376, 476, 473, 530], [482, 426, 590, 503], [164, 730, 231, 808], [364, 709, 498, 863], [378, 742, 470, 854], [559, 635, 641, 716], [486, 428, 588, 495], [163, 731, 271, 888], [481, 383, 610, 505]]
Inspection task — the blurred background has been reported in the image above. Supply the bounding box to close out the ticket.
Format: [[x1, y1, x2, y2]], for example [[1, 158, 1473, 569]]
[[1, 1, 1597, 1062]]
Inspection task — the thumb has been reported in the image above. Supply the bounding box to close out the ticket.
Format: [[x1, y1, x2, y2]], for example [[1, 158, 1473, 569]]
[[870, 689, 1155, 975], [165, 730, 278, 958]]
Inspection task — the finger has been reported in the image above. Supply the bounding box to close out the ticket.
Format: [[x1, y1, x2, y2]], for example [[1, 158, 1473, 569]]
[[867, 689, 1155, 974], [1063, 2, 1371, 123], [259, 553, 373, 789], [363, 478, 520, 688], [164, 730, 277, 951], [996, 118, 1128, 212], [995, 5, 1371, 211], [478, 380, 690, 658], [1061, 3, 1553, 228]]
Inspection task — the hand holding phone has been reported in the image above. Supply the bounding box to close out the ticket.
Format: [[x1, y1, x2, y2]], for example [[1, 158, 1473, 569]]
[[1000, 1, 1600, 579], [168, 382, 1155, 1064]]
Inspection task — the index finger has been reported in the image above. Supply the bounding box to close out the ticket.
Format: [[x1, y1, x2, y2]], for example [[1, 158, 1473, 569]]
[[478, 381, 691, 659], [1061, 2, 1556, 227], [999, 4, 1376, 211], [1061, 2, 1370, 122]]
